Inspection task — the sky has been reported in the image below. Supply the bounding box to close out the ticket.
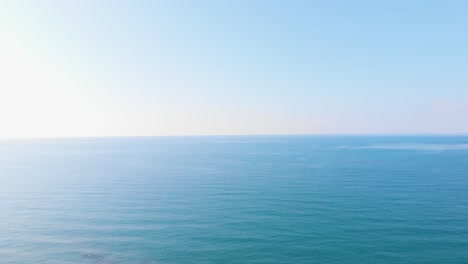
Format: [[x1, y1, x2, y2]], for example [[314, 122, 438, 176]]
[[0, 0, 467, 138]]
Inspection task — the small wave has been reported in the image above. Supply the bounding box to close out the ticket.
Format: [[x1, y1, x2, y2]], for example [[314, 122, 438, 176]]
[[81, 250, 113, 264], [355, 143, 468, 151]]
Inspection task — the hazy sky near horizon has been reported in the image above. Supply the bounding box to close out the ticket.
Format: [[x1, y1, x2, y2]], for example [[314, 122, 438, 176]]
[[1, 0, 468, 138]]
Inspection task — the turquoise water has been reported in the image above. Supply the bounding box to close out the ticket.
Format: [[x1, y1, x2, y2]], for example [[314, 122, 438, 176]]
[[1, 136, 468, 263]]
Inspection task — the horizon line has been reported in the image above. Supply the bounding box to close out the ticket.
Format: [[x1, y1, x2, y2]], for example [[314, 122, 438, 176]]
[[1, 132, 468, 140]]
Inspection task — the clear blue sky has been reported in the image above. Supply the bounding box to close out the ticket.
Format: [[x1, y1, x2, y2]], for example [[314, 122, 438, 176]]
[[1, 0, 467, 137]]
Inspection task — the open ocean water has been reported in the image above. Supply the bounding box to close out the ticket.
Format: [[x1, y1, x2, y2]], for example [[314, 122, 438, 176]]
[[0, 135, 468, 264]]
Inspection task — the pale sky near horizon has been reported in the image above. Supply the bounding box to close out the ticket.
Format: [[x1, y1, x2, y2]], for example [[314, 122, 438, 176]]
[[1, 0, 467, 138]]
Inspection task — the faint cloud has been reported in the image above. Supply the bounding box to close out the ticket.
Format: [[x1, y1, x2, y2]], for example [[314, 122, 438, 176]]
[[432, 99, 468, 111]]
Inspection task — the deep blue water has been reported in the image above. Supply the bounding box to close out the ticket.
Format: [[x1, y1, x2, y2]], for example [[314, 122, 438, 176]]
[[1, 136, 468, 263]]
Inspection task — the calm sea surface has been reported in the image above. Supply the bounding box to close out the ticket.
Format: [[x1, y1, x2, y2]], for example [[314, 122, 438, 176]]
[[1, 136, 467, 263]]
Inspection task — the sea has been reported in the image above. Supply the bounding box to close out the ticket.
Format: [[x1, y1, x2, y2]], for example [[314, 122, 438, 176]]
[[0, 135, 467, 263]]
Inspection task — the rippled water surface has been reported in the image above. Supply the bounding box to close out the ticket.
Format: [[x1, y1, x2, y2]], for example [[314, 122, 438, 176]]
[[1, 136, 468, 263]]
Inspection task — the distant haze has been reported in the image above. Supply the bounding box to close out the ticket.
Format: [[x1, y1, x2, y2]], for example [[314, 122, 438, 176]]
[[1, 1, 467, 138]]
